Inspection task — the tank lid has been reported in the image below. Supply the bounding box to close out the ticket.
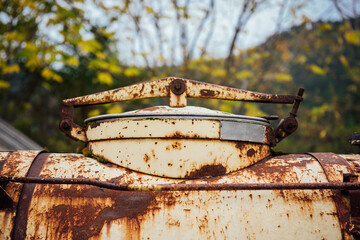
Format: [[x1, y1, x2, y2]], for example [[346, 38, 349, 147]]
[[85, 106, 269, 124]]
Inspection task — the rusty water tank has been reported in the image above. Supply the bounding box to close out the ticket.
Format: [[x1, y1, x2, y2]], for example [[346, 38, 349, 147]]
[[1, 77, 360, 239]]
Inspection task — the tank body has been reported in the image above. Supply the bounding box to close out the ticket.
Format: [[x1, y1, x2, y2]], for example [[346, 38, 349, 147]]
[[1, 150, 359, 239], [2, 78, 359, 239]]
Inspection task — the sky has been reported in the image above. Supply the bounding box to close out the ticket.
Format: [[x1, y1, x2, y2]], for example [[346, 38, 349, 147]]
[[104, 0, 354, 66]]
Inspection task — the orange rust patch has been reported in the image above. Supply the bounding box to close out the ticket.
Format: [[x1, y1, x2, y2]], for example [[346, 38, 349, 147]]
[[135, 106, 168, 113], [185, 164, 226, 178], [171, 142, 182, 150], [144, 154, 150, 163], [247, 149, 256, 157], [41, 185, 176, 239], [235, 142, 246, 150], [164, 131, 201, 139]]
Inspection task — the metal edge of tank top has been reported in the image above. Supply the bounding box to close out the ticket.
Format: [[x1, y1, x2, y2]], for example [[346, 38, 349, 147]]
[[85, 114, 270, 126]]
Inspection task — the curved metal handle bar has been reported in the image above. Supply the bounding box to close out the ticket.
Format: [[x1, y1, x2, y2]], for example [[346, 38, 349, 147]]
[[63, 77, 299, 106], [59, 77, 303, 142]]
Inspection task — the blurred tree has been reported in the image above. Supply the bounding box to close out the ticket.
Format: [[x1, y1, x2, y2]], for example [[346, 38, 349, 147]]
[[0, 0, 126, 151]]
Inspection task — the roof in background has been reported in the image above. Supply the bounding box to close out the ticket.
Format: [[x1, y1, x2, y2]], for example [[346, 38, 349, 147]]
[[0, 118, 42, 151]]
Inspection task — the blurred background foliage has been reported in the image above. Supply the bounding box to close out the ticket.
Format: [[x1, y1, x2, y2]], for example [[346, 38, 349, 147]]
[[0, 0, 359, 153]]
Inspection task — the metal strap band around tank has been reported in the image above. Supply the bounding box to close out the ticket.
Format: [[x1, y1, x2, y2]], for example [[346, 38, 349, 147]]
[[11, 152, 50, 240], [308, 152, 357, 240], [0, 152, 14, 208]]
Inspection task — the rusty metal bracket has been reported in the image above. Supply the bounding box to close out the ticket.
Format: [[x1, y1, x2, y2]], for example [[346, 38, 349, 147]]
[[59, 77, 303, 142], [273, 88, 304, 145], [1, 175, 360, 191], [308, 152, 359, 239]]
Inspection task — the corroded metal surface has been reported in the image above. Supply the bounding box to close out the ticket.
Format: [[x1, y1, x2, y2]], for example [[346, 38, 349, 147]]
[[59, 77, 302, 145], [63, 77, 298, 107], [12, 153, 50, 239], [86, 118, 221, 141], [309, 153, 359, 240], [85, 106, 270, 123], [85, 112, 272, 178], [88, 139, 270, 178], [0, 153, 345, 239], [308, 153, 356, 182], [2, 176, 360, 191], [0, 150, 42, 240]]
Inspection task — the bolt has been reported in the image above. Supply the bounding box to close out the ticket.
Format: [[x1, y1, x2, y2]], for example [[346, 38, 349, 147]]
[[60, 119, 72, 131], [170, 78, 186, 95], [174, 82, 181, 90]]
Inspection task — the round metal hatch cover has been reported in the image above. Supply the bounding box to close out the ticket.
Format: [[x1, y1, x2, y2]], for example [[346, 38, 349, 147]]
[[85, 106, 269, 125]]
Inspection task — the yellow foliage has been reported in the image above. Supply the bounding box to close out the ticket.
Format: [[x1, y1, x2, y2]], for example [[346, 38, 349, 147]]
[[244, 103, 267, 116], [26, 57, 41, 71], [109, 64, 122, 74], [281, 50, 292, 62], [96, 72, 113, 85], [294, 55, 307, 64], [309, 64, 326, 76], [3, 64, 20, 74], [339, 55, 349, 67], [88, 109, 100, 117], [145, 6, 154, 14], [275, 73, 293, 82], [219, 103, 232, 113], [349, 67, 360, 83], [25, 42, 37, 52], [41, 67, 63, 83], [261, 51, 270, 58], [311, 104, 329, 122], [107, 104, 123, 114], [212, 68, 226, 78], [66, 57, 80, 66], [79, 40, 102, 53], [88, 60, 109, 70], [95, 52, 106, 60], [319, 129, 327, 139], [319, 23, 332, 31], [344, 31, 360, 45], [5, 32, 25, 41], [124, 67, 141, 77], [0, 80, 10, 89], [235, 70, 253, 79], [198, 63, 210, 73]]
